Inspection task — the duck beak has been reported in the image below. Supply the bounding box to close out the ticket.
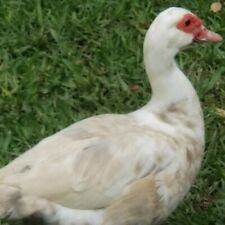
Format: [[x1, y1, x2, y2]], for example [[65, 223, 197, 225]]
[[194, 26, 222, 43]]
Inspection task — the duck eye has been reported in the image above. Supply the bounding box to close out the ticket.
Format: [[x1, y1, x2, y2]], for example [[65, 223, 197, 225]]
[[184, 19, 191, 26]]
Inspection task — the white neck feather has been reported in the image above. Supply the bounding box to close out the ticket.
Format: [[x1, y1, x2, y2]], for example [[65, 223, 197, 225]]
[[143, 29, 197, 111]]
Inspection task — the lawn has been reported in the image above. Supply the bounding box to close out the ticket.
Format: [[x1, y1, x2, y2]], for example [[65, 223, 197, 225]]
[[0, 0, 225, 224]]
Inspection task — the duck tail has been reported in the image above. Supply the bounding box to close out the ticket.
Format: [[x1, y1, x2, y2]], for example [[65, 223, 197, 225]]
[[0, 184, 21, 219]]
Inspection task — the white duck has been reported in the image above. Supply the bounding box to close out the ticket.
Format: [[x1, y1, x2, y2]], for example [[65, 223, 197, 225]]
[[0, 7, 222, 225]]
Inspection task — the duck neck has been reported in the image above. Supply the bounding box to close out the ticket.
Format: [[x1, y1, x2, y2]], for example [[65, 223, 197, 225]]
[[144, 44, 197, 110]]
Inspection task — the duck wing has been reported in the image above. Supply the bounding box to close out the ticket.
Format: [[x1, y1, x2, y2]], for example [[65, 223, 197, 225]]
[[0, 114, 175, 209]]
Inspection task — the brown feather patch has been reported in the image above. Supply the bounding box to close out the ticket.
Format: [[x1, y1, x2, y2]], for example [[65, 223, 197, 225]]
[[103, 176, 161, 225]]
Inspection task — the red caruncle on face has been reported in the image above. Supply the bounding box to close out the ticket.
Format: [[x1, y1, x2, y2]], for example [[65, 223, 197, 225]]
[[176, 13, 222, 43], [176, 13, 203, 38]]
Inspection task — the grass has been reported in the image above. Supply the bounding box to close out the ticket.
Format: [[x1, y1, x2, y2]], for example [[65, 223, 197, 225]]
[[0, 0, 225, 224]]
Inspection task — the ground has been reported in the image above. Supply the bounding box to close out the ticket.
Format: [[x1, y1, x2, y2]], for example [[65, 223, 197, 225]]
[[0, 0, 225, 224]]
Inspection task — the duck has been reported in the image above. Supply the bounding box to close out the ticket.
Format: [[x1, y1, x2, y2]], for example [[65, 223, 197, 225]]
[[0, 7, 222, 225]]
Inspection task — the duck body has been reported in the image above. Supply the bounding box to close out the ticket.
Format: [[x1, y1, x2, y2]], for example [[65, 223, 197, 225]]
[[0, 7, 221, 225], [0, 96, 204, 224]]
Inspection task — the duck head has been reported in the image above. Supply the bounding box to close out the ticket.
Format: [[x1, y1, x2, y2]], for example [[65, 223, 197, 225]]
[[144, 7, 222, 54]]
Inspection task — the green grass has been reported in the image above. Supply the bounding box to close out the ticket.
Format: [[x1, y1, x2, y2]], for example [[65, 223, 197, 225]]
[[0, 0, 225, 224]]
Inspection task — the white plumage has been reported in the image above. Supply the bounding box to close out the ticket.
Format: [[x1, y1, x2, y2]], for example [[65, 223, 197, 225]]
[[0, 7, 222, 225]]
